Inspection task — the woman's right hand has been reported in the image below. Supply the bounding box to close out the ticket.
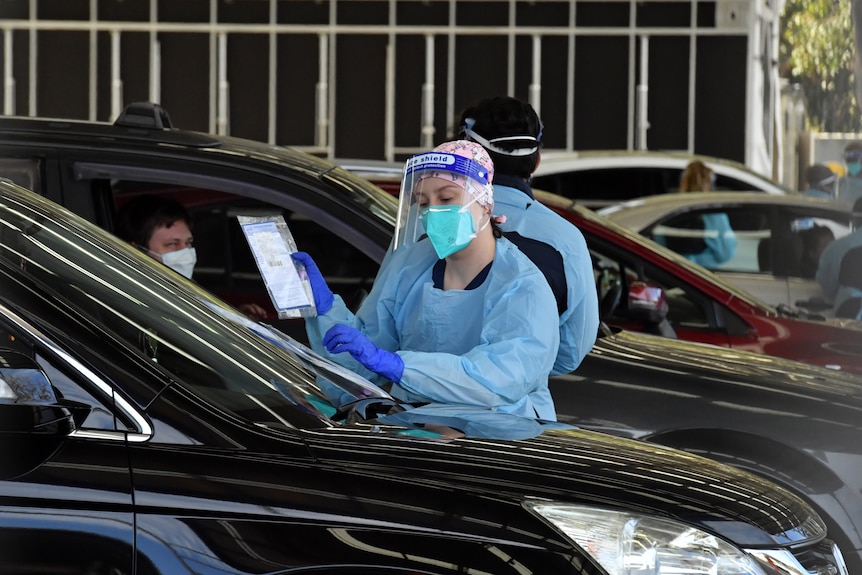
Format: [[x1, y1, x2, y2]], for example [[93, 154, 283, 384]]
[[291, 251, 334, 314]]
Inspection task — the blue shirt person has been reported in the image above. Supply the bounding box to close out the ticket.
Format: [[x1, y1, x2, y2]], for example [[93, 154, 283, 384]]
[[817, 197, 862, 315], [801, 163, 837, 199], [294, 140, 560, 421], [654, 160, 737, 267], [838, 141, 862, 206], [458, 96, 599, 375]]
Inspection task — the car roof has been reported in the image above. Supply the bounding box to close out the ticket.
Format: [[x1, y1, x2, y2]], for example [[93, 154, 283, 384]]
[[534, 149, 794, 195], [0, 114, 330, 175], [0, 104, 400, 226], [598, 191, 853, 226]]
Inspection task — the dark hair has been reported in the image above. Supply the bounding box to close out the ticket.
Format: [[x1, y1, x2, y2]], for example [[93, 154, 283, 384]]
[[115, 195, 192, 248], [458, 96, 543, 180], [491, 218, 503, 239], [804, 163, 835, 190]]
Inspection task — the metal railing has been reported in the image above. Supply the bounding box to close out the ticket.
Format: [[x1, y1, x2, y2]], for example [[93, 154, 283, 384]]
[[1, 0, 775, 174]]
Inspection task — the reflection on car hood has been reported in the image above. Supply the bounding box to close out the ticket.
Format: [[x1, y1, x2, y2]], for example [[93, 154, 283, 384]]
[[590, 329, 862, 400], [554, 329, 862, 455], [304, 424, 824, 548], [378, 403, 574, 440]]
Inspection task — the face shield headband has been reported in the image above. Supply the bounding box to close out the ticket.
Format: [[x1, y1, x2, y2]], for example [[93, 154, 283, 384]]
[[393, 151, 493, 253], [462, 117, 542, 157]]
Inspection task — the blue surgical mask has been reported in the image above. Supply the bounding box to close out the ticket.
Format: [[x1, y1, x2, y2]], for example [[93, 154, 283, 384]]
[[420, 205, 476, 259], [159, 247, 197, 279], [848, 162, 862, 178]]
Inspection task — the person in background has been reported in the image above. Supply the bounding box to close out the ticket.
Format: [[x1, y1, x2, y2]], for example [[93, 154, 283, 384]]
[[655, 160, 737, 267], [838, 141, 862, 205], [801, 163, 837, 198], [293, 140, 561, 420], [116, 195, 268, 320], [817, 196, 862, 314], [799, 224, 835, 279], [458, 96, 598, 375]]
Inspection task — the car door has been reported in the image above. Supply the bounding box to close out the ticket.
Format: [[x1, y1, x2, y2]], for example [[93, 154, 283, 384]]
[[644, 204, 795, 308], [0, 269, 137, 574], [644, 203, 854, 312], [587, 234, 751, 347]]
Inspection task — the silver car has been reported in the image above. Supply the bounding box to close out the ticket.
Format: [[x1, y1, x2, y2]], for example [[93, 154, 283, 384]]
[[531, 150, 793, 209], [598, 192, 854, 314]]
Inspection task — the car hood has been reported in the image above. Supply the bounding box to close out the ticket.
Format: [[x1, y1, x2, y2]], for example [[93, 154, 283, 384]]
[[586, 328, 862, 400], [550, 329, 862, 458], [301, 425, 824, 549]]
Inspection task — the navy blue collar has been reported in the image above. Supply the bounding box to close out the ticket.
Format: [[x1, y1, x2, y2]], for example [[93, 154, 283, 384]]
[[432, 259, 492, 290], [494, 173, 534, 200]]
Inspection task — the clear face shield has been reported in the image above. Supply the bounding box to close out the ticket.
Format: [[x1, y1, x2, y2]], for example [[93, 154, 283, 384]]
[[393, 151, 493, 258], [844, 149, 862, 178]]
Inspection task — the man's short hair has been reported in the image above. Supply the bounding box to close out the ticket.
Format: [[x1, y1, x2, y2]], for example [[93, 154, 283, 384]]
[[115, 195, 192, 248]]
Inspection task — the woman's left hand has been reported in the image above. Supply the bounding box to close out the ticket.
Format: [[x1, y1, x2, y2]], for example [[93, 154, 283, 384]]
[[323, 324, 404, 382]]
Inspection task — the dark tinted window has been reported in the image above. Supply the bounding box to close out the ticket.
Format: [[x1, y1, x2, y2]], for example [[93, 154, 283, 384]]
[[94, 181, 377, 342], [0, 157, 42, 192], [532, 168, 678, 208], [588, 234, 746, 334], [645, 205, 851, 279]]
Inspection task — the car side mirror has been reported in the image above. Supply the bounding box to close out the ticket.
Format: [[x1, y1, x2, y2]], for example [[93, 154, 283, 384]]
[[627, 281, 678, 339], [0, 349, 76, 479], [0, 349, 75, 436]]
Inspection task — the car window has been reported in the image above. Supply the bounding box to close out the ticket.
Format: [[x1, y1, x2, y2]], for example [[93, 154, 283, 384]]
[[712, 174, 763, 192], [0, 298, 133, 433], [0, 157, 42, 192], [71, 175, 379, 341], [586, 228, 751, 337], [648, 206, 853, 279], [0, 190, 352, 433], [786, 214, 851, 279], [532, 167, 676, 207], [183, 194, 378, 337], [648, 207, 765, 273], [590, 243, 712, 329]]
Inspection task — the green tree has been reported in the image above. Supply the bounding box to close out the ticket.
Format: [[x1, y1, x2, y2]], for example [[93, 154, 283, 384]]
[[780, 0, 861, 132]]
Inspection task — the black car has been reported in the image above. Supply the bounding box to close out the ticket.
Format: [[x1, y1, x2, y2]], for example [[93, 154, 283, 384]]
[[0, 177, 845, 574], [0, 103, 859, 573]]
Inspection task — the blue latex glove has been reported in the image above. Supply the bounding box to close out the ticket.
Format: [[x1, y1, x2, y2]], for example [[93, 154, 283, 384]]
[[291, 251, 334, 315], [323, 324, 404, 382]]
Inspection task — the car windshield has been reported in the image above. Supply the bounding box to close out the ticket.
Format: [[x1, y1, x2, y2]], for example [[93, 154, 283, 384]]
[[0, 179, 390, 430]]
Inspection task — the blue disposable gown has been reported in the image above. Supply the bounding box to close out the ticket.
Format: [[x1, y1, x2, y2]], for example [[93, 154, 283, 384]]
[[493, 182, 599, 375], [838, 176, 862, 205], [657, 213, 737, 268], [816, 229, 862, 306], [305, 238, 560, 420]]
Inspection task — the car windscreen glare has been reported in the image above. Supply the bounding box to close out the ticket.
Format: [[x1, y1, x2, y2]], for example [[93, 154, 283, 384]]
[[0, 182, 389, 430]]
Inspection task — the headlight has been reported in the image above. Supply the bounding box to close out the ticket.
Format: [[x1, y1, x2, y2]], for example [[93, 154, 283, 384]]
[[524, 502, 766, 575]]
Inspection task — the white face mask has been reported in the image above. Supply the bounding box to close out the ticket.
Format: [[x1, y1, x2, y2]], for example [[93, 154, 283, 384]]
[[159, 247, 197, 279]]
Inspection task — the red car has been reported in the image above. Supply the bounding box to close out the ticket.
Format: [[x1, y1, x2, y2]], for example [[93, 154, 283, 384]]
[[350, 164, 862, 374], [533, 190, 862, 374]]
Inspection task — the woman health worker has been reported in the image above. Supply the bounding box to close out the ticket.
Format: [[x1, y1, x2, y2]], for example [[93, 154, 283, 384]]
[[293, 140, 560, 420]]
